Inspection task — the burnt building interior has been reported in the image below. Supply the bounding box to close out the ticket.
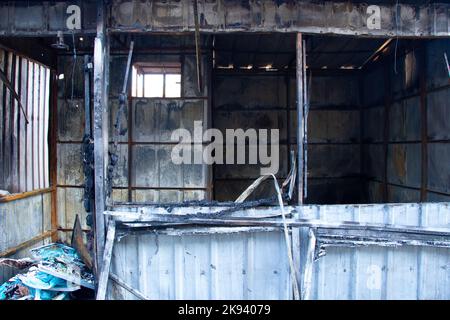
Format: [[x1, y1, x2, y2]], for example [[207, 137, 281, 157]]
[[49, 33, 450, 206], [0, 1, 449, 300]]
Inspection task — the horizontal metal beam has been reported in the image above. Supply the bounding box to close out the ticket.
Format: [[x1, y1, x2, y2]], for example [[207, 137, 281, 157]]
[[0, 1, 97, 36], [0, 1, 448, 37], [104, 209, 450, 249], [109, 273, 150, 300], [0, 187, 53, 204], [118, 226, 280, 237], [110, 0, 450, 37], [0, 231, 55, 258], [315, 228, 450, 249]]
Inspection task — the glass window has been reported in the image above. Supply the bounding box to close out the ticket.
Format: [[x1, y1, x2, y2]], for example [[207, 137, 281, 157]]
[[131, 63, 181, 98]]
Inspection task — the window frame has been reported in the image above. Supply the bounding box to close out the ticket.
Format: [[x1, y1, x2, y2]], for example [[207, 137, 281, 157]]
[[132, 62, 182, 98]]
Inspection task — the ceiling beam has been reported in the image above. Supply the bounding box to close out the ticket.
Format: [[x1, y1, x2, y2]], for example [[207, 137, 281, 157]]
[[0, 1, 448, 37]]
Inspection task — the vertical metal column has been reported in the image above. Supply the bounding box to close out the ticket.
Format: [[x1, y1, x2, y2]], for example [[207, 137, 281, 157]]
[[93, 0, 108, 276], [419, 46, 428, 201], [383, 63, 391, 202], [296, 33, 304, 204], [49, 70, 58, 242], [294, 33, 305, 300]]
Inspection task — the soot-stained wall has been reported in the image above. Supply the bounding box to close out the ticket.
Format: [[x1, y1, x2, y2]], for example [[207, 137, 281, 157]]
[[213, 71, 362, 204], [56, 37, 449, 224], [362, 39, 450, 203], [56, 38, 212, 241], [107, 53, 211, 204]]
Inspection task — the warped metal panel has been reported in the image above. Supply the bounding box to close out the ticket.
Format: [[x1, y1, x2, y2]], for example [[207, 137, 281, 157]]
[[300, 203, 450, 300], [107, 202, 449, 300], [109, 230, 292, 300], [0, 193, 52, 283]]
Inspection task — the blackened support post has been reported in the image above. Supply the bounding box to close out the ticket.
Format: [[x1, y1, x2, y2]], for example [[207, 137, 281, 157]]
[[49, 70, 58, 242], [296, 33, 305, 204], [294, 32, 305, 300], [193, 0, 202, 93], [383, 63, 391, 202], [419, 45, 428, 202], [93, 0, 109, 278], [96, 218, 116, 300], [84, 55, 91, 137]]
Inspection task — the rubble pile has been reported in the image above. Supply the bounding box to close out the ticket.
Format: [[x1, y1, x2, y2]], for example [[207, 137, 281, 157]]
[[0, 243, 94, 300]]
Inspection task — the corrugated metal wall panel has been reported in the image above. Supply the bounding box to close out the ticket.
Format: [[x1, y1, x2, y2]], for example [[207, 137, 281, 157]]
[[0, 46, 51, 194], [300, 203, 450, 300], [362, 39, 450, 203], [108, 202, 449, 300], [109, 230, 292, 300], [0, 192, 52, 283]]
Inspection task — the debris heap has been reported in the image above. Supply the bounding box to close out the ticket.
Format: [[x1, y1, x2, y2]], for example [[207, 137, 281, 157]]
[[0, 243, 94, 300]]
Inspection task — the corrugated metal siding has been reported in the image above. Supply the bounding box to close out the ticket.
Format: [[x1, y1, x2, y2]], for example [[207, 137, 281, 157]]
[[0, 193, 52, 283], [362, 39, 450, 203], [0, 47, 51, 194], [109, 230, 291, 300], [301, 203, 450, 299], [108, 202, 449, 300]]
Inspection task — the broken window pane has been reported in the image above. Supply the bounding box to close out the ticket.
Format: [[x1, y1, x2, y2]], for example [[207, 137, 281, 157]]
[[165, 74, 181, 97], [136, 73, 144, 97], [131, 63, 181, 98], [144, 74, 164, 97]]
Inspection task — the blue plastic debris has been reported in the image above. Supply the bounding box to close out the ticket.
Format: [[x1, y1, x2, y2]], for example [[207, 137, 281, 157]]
[[0, 243, 94, 300], [0, 275, 25, 300], [31, 243, 95, 289]]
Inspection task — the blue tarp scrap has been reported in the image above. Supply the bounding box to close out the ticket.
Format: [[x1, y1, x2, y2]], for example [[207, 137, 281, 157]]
[[0, 243, 93, 300], [31, 243, 95, 289], [0, 275, 28, 300]]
